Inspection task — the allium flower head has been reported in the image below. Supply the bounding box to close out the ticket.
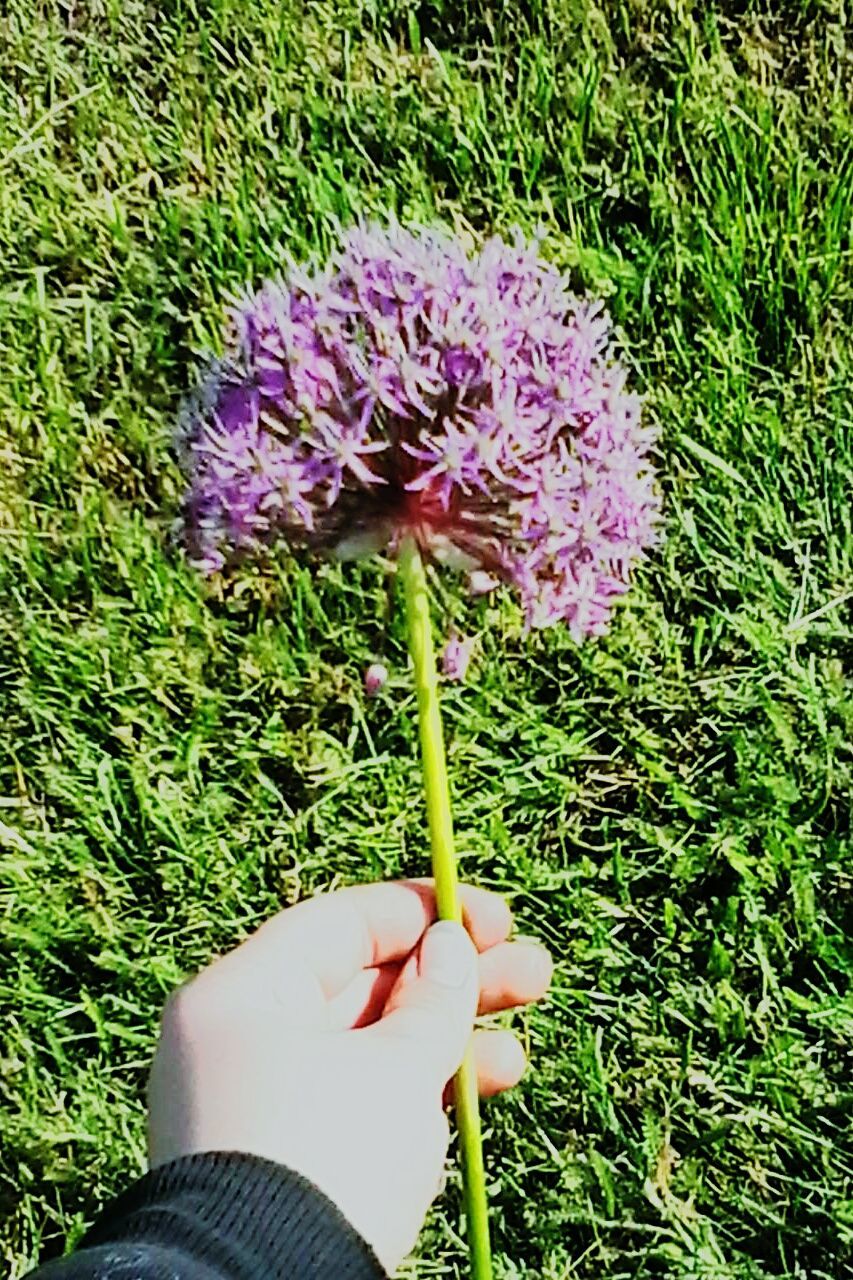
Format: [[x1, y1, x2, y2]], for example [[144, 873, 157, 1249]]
[[177, 222, 660, 638]]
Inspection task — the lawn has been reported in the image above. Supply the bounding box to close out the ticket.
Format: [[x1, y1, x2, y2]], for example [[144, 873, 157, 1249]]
[[1, 1, 851, 1277]]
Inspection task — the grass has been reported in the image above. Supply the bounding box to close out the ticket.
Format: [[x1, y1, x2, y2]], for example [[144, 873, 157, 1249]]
[[1, 0, 851, 1276]]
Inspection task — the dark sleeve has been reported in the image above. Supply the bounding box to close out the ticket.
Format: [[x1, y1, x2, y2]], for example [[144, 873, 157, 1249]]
[[29, 1152, 386, 1280]]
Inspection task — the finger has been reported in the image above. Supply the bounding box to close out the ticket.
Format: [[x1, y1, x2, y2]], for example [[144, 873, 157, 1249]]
[[382, 936, 553, 1019], [373, 921, 479, 1084], [455, 883, 513, 951], [327, 962, 400, 1030], [443, 1029, 528, 1103], [473, 1028, 527, 1096], [238, 880, 512, 1001], [380, 948, 420, 1016], [234, 882, 435, 1002], [476, 940, 553, 1015], [410, 879, 513, 952]]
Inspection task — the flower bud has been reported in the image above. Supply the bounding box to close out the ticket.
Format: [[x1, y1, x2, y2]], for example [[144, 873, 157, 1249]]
[[364, 662, 389, 696]]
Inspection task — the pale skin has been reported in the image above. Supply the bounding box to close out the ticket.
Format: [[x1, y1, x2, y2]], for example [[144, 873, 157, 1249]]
[[148, 880, 553, 1275]]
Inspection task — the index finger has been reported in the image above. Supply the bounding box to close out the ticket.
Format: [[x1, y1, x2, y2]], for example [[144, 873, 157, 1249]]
[[241, 879, 513, 999]]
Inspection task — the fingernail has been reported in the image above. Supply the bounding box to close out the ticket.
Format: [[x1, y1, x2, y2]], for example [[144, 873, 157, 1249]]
[[423, 921, 475, 988]]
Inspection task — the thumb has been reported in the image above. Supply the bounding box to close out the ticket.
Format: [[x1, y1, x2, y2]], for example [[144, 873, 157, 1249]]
[[375, 921, 479, 1084]]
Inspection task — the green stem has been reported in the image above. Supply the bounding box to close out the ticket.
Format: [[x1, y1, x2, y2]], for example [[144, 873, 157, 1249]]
[[398, 534, 493, 1280]]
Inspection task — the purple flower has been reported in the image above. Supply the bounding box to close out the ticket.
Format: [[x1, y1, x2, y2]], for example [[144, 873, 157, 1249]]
[[176, 222, 660, 637], [441, 634, 476, 682], [364, 662, 389, 696]]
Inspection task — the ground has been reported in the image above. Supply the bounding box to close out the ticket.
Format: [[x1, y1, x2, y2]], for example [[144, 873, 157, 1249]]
[[1, 1, 851, 1277]]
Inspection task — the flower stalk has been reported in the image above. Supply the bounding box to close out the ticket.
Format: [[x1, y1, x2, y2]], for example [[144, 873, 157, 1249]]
[[398, 534, 492, 1280]]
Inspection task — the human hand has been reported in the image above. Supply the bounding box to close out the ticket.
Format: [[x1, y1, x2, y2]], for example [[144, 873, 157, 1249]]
[[148, 880, 552, 1273]]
